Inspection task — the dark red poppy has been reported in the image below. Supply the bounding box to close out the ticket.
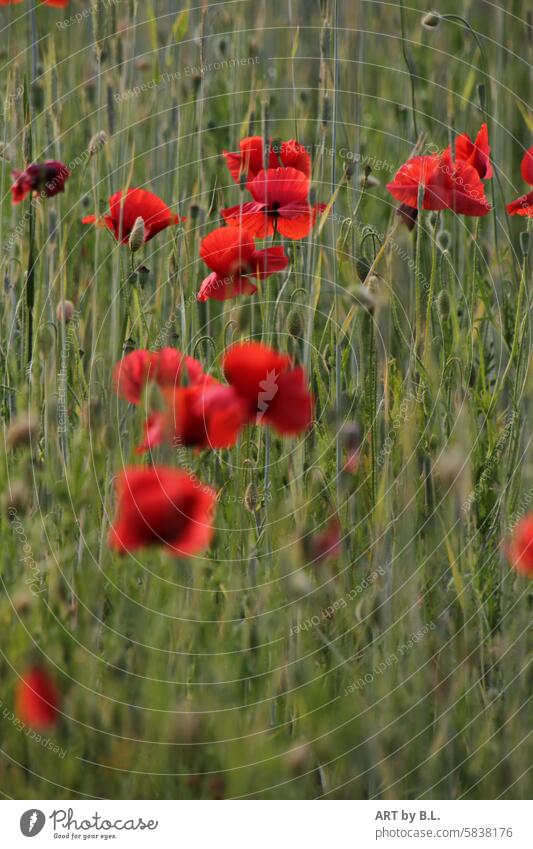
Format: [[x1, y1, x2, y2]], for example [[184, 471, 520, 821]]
[[222, 342, 313, 435], [387, 148, 490, 216], [11, 161, 70, 205], [224, 136, 311, 185], [308, 516, 342, 564], [139, 382, 249, 453], [508, 515, 533, 578], [506, 145, 533, 217], [16, 666, 60, 730], [82, 188, 183, 244], [222, 167, 326, 239], [113, 348, 207, 405], [108, 466, 216, 557], [455, 123, 492, 179], [198, 226, 288, 302]]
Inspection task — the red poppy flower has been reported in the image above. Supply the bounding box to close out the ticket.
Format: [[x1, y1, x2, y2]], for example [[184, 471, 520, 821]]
[[508, 515, 533, 578], [11, 161, 70, 204], [221, 167, 326, 239], [223, 341, 313, 435], [113, 348, 207, 405], [108, 466, 216, 557], [16, 666, 60, 730], [198, 226, 288, 302], [308, 516, 342, 564], [82, 188, 183, 244], [455, 123, 492, 179], [140, 381, 249, 453], [223, 136, 311, 185], [506, 145, 533, 217], [386, 148, 490, 216]]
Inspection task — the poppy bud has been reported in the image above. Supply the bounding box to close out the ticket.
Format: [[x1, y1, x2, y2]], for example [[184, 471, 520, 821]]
[[88, 130, 107, 156], [244, 482, 260, 513], [437, 290, 450, 321], [128, 216, 145, 252], [422, 11, 441, 29], [359, 172, 380, 189], [137, 266, 150, 287], [520, 231, 530, 256], [355, 255, 371, 282], [437, 229, 451, 251], [6, 414, 39, 451], [287, 308, 304, 339], [56, 300, 75, 324]]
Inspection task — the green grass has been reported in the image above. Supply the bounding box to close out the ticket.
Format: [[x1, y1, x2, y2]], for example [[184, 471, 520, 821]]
[[0, 0, 531, 799]]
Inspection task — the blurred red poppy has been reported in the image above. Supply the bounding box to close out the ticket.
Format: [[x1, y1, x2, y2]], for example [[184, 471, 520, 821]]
[[387, 148, 490, 216], [113, 348, 207, 405], [0, 1, 69, 5], [108, 466, 216, 557], [308, 516, 342, 564], [82, 188, 183, 244], [16, 666, 60, 730], [139, 382, 249, 453], [223, 341, 313, 435], [508, 515, 533, 578], [506, 145, 533, 217], [11, 161, 70, 204], [198, 226, 288, 302], [223, 136, 311, 185], [455, 123, 492, 179], [222, 167, 326, 238]]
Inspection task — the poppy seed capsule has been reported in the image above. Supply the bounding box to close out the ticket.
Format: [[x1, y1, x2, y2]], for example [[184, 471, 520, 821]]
[[422, 11, 441, 29], [520, 231, 530, 256], [244, 482, 260, 513], [88, 130, 107, 156], [6, 414, 39, 451], [56, 300, 75, 324], [128, 216, 145, 252], [287, 309, 304, 339]]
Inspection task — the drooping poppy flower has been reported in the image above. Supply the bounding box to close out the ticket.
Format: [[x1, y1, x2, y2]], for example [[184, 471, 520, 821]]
[[455, 123, 492, 179], [108, 466, 216, 557], [386, 148, 490, 216], [82, 188, 183, 244], [222, 341, 313, 435], [221, 166, 326, 239], [197, 226, 288, 302], [507, 515, 533, 578], [223, 136, 311, 185], [113, 348, 207, 405], [139, 381, 249, 453], [506, 145, 533, 217], [11, 161, 70, 204], [15, 666, 60, 730]]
